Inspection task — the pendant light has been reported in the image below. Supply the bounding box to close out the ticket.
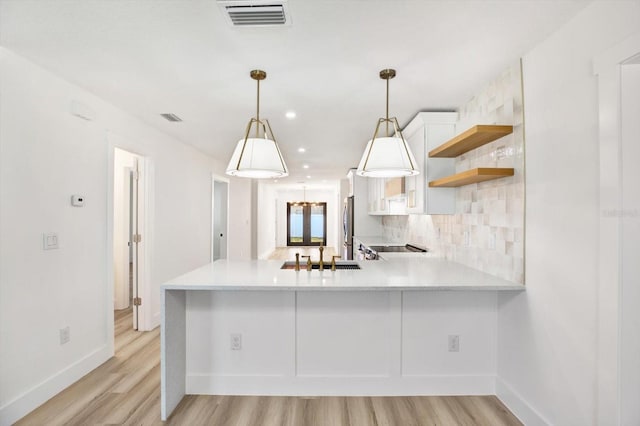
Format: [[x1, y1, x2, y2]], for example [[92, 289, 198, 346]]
[[292, 186, 316, 207], [356, 69, 419, 177], [226, 70, 289, 178]]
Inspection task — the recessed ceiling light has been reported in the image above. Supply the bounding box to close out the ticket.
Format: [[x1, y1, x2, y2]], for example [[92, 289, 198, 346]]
[[298, 147, 306, 153], [303, 164, 309, 169], [285, 111, 297, 119], [306, 175, 311, 179]]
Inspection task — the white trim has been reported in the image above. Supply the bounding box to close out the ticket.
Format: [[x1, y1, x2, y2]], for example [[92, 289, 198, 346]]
[[0, 345, 111, 426], [107, 134, 155, 332], [594, 33, 640, 74], [496, 377, 550, 426], [105, 132, 116, 358], [593, 31, 640, 426], [139, 156, 154, 331], [186, 374, 496, 396]]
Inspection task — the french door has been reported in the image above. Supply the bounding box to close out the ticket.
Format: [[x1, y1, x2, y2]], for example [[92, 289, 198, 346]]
[[287, 202, 327, 246]]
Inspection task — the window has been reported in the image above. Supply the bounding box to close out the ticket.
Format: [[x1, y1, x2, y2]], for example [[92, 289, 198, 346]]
[[287, 202, 327, 246]]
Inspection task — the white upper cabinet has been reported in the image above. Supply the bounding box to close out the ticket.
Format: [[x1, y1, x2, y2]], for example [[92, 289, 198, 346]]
[[367, 176, 411, 215], [403, 112, 457, 214], [367, 177, 387, 215]]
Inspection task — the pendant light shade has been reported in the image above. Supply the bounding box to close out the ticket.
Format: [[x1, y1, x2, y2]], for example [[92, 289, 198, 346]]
[[226, 70, 288, 179], [227, 137, 288, 178], [356, 69, 419, 178], [356, 136, 419, 177]]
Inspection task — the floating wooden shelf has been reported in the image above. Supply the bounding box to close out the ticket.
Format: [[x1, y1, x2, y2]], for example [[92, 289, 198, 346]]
[[429, 168, 514, 188], [429, 125, 513, 158]]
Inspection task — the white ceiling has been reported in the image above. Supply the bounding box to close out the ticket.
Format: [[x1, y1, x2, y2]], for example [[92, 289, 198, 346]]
[[0, 0, 588, 182]]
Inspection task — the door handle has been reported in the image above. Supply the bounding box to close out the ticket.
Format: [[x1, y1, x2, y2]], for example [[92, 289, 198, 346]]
[[220, 233, 224, 237]]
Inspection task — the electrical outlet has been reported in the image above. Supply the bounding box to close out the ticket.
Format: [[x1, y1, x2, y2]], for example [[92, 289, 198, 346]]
[[463, 231, 470, 246], [448, 335, 460, 352], [436, 227, 441, 240], [230, 333, 242, 350], [489, 233, 496, 250], [60, 326, 70, 345]]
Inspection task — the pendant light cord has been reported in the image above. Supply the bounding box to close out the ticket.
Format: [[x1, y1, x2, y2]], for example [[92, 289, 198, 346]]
[[256, 77, 260, 138], [386, 76, 390, 137]]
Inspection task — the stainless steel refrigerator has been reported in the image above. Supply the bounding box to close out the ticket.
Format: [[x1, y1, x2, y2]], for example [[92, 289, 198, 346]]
[[343, 196, 354, 259]]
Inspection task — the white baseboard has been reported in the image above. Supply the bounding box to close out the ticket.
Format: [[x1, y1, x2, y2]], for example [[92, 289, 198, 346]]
[[187, 374, 496, 396], [496, 377, 550, 426], [151, 311, 161, 330], [0, 345, 111, 426]]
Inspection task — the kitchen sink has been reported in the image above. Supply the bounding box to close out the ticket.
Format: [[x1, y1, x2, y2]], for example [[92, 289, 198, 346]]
[[280, 261, 361, 270]]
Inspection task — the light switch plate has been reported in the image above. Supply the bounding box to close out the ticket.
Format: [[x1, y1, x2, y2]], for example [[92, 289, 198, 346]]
[[43, 233, 59, 250]]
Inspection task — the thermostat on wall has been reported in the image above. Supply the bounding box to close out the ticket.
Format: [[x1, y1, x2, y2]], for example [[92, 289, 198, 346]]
[[71, 195, 85, 207]]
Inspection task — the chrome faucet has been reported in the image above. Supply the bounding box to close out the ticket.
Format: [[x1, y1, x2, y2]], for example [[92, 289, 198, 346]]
[[318, 246, 324, 271]]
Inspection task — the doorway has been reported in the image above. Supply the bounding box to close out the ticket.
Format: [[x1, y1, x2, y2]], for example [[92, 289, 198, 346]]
[[286, 202, 327, 246], [212, 176, 229, 261], [113, 148, 146, 331]]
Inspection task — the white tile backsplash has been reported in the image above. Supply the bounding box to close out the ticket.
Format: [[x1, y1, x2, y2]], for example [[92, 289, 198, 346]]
[[383, 61, 525, 284]]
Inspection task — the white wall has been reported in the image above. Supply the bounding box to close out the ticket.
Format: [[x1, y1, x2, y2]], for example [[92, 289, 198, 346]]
[[257, 182, 278, 259], [0, 48, 226, 424], [496, 2, 640, 425], [227, 178, 253, 260]]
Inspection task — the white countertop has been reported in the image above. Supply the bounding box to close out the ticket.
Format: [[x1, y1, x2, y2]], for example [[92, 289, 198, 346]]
[[161, 258, 524, 291]]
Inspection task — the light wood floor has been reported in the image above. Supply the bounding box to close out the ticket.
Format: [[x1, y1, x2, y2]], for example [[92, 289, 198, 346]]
[[17, 308, 522, 426], [268, 246, 339, 261]]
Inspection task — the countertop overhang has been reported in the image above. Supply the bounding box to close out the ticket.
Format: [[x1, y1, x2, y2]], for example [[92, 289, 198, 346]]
[[161, 258, 524, 291]]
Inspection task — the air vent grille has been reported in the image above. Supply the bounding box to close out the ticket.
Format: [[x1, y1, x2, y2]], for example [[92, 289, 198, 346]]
[[218, 1, 291, 27], [160, 113, 182, 122], [227, 5, 285, 25]]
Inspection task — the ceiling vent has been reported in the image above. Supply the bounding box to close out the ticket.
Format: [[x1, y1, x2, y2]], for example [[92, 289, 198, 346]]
[[218, 0, 291, 27], [160, 113, 182, 122]]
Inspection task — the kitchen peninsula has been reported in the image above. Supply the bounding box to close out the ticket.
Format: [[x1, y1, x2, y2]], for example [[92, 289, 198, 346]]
[[161, 258, 524, 420]]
